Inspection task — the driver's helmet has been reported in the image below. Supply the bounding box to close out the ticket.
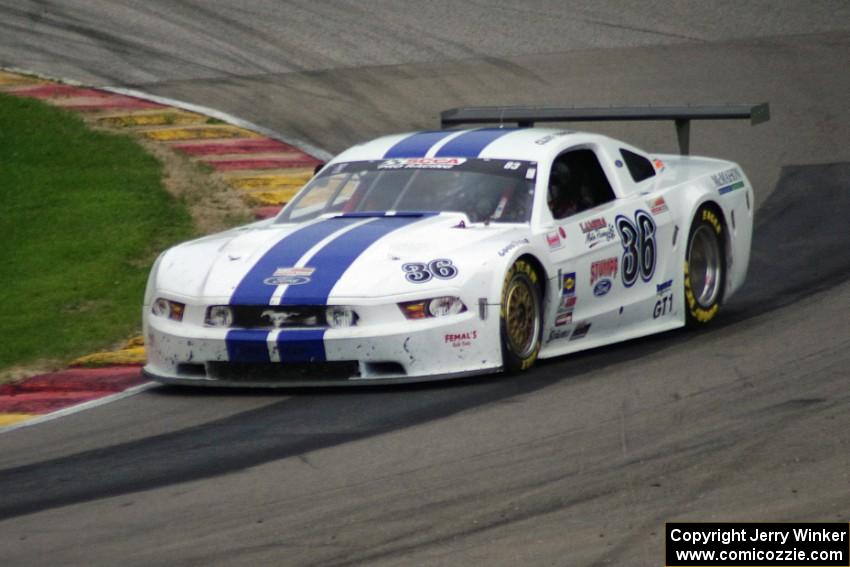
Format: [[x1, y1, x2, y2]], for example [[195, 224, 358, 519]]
[[548, 161, 575, 212]]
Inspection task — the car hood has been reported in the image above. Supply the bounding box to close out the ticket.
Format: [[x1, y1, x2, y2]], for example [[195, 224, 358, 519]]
[[154, 213, 529, 304]]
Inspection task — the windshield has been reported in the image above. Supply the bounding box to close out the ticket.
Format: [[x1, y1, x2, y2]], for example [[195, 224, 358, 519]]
[[276, 157, 536, 224]]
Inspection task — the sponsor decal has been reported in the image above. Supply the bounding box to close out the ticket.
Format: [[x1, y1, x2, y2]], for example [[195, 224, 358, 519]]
[[559, 226, 567, 239], [546, 327, 571, 343], [581, 217, 616, 248], [653, 158, 665, 171], [498, 238, 529, 257], [656, 279, 673, 295], [526, 167, 537, 180], [555, 311, 573, 326], [562, 272, 576, 296], [534, 130, 572, 145], [546, 231, 563, 249], [403, 259, 458, 283], [593, 278, 613, 297], [711, 168, 742, 187], [263, 266, 315, 286], [719, 181, 746, 195], [580, 217, 607, 233], [569, 321, 591, 341], [590, 257, 618, 285], [615, 159, 624, 168], [445, 330, 478, 348], [561, 295, 577, 309], [379, 157, 466, 170], [646, 196, 669, 215]]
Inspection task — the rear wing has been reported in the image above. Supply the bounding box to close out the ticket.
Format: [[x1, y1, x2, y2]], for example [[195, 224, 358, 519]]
[[439, 103, 770, 155]]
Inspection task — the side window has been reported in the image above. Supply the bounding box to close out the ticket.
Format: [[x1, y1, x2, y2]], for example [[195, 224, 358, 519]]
[[620, 148, 656, 183], [548, 149, 616, 220]]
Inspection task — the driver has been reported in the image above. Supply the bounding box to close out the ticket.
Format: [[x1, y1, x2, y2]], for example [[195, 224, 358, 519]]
[[548, 160, 579, 219]]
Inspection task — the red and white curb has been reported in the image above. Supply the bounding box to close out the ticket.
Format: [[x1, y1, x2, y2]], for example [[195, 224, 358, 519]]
[[1, 68, 331, 430]]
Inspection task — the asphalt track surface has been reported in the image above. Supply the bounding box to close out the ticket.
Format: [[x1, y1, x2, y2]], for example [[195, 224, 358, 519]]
[[1, 3, 849, 565]]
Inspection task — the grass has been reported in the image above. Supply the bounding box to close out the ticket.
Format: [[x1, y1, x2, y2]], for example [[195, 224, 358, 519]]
[[0, 93, 193, 372]]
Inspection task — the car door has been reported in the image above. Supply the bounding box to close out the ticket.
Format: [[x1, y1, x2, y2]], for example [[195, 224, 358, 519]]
[[542, 146, 670, 347]]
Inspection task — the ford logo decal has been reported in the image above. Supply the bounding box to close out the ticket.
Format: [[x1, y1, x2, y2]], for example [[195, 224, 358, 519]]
[[593, 278, 612, 297]]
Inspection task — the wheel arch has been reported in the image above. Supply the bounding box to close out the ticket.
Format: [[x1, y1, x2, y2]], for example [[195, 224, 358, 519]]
[[515, 253, 548, 297], [688, 199, 732, 302]]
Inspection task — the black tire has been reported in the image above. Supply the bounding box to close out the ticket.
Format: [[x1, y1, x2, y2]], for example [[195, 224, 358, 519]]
[[684, 206, 726, 326], [500, 259, 543, 372]]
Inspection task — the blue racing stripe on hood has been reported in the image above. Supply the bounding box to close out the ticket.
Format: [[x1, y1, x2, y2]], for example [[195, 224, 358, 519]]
[[383, 131, 456, 158], [279, 215, 431, 305], [434, 127, 516, 157], [229, 216, 363, 306]]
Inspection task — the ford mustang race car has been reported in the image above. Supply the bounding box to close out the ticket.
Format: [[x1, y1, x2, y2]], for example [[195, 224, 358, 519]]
[[143, 104, 769, 386]]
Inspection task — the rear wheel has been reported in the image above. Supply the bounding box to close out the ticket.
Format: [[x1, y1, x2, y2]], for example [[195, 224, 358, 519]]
[[500, 259, 542, 372], [684, 207, 726, 325]]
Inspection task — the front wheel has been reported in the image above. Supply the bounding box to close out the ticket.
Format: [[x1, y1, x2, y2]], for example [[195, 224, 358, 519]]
[[684, 207, 726, 326], [500, 259, 542, 372]]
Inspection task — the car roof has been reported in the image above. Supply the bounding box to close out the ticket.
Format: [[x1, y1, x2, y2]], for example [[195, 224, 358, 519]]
[[332, 127, 614, 164]]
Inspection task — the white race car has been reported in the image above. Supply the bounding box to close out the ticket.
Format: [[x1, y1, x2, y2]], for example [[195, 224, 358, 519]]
[[143, 105, 769, 386]]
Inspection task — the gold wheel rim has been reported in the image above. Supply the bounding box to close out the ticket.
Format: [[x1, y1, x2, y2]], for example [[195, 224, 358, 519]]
[[505, 277, 538, 357]]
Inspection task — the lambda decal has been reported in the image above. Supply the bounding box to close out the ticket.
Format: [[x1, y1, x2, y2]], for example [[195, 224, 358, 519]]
[[379, 157, 466, 170], [402, 259, 458, 283], [263, 267, 315, 286], [590, 257, 618, 285], [615, 210, 657, 287], [580, 217, 616, 248]]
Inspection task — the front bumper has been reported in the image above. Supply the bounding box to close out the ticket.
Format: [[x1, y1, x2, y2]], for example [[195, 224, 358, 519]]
[[143, 307, 502, 387]]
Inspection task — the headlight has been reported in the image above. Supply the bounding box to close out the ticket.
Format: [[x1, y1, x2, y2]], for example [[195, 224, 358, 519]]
[[151, 298, 185, 321], [326, 306, 358, 328], [398, 297, 467, 320], [206, 305, 234, 327]]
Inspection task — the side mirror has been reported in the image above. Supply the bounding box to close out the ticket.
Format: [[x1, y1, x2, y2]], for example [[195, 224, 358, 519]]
[[313, 162, 326, 176]]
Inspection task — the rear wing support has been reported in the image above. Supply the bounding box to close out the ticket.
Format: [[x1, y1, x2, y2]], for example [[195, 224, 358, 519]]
[[439, 104, 770, 155]]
